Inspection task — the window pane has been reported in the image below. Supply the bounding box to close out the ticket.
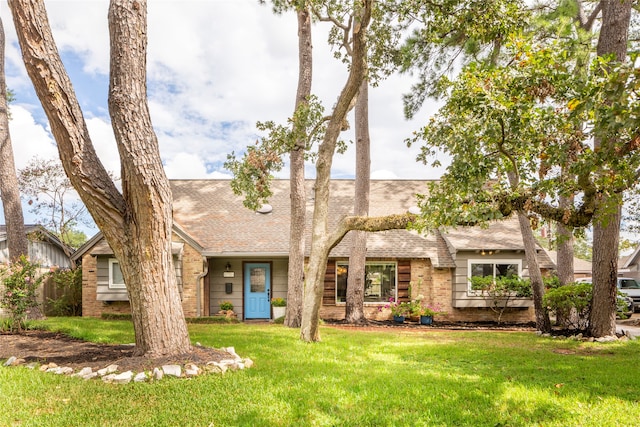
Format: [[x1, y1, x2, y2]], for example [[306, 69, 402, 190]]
[[336, 264, 348, 303], [471, 263, 493, 277], [335, 263, 396, 303], [111, 262, 124, 285], [365, 264, 395, 303], [496, 264, 519, 278], [250, 267, 266, 293], [620, 279, 640, 289]]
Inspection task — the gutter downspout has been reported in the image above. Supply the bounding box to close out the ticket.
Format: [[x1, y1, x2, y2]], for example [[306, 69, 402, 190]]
[[196, 256, 209, 317]]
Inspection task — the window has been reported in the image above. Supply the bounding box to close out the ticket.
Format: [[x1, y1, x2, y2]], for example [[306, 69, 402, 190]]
[[468, 259, 521, 293], [619, 279, 640, 289], [108, 258, 126, 289], [336, 262, 396, 304]]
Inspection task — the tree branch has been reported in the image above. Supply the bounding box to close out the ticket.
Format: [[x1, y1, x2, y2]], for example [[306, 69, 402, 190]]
[[327, 213, 417, 252]]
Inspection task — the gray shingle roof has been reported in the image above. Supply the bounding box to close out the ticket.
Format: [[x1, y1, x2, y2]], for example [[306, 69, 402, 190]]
[[441, 218, 554, 268], [170, 179, 456, 267]]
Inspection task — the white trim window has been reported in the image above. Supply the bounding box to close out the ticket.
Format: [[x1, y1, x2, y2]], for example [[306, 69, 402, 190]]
[[336, 262, 397, 304], [108, 258, 126, 289], [467, 259, 521, 294]]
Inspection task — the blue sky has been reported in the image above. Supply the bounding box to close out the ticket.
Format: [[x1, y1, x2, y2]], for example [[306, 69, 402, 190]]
[[0, 0, 443, 234]]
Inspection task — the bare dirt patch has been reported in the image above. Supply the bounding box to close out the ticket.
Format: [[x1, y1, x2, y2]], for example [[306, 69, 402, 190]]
[[0, 330, 230, 372]]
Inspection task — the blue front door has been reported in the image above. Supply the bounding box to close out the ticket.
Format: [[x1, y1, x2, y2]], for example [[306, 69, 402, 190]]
[[244, 263, 271, 319]]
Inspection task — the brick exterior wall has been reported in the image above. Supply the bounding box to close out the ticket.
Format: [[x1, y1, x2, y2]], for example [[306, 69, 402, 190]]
[[81, 252, 102, 317], [179, 239, 205, 317], [411, 259, 534, 324]]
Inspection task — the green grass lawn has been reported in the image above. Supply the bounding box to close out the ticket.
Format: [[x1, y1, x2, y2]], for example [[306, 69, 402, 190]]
[[1, 318, 639, 426]]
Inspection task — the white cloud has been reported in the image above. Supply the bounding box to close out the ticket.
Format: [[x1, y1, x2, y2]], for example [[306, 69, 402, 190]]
[[7, 106, 59, 167], [163, 152, 231, 179]]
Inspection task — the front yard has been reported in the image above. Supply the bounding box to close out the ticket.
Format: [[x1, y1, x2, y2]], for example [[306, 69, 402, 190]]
[[1, 318, 639, 426]]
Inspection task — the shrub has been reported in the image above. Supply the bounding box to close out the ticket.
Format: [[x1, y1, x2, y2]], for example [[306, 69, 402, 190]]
[[101, 313, 132, 321], [469, 275, 532, 324], [543, 283, 592, 330], [220, 301, 234, 311], [0, 256, 46, 333], [543, 275, 561, 290], [46, 267, 82, 316], [271, 297, 286, 307]]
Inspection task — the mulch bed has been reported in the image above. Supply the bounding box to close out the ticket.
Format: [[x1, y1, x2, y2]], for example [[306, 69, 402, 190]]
[[0, 330, 230, 373]]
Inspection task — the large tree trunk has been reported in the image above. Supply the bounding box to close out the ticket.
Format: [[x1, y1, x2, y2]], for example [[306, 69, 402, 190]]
[[555, 195, 575, 327], [556, 196, 575, 286], [285, 7, 312, 328], [345, 78, 370, 324], [107, 0, 190, 356], [300, 1, 372, 342], [589, 0, 632, 338], [0, 17, 28, 262], [9, 0, 191, 357], [590, 207, 621, 337]]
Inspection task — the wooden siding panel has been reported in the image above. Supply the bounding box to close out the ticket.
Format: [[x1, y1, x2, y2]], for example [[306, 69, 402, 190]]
[[397, 260, 411, 302], [95, 256, 129, 301], [452, 251, 531, 308], [323, 260, 336, 306]]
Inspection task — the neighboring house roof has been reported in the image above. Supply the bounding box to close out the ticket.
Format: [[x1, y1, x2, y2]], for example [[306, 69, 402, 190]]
[[621, 245, 640, 270], [0, 224, 73, 267], [543, 249, 592, 275]]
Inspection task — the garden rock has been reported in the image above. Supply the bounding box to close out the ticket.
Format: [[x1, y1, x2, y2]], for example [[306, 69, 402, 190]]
[[595, 335, 618, 343], [205, 362, 225, 374], [39, 362, 57, 372], [185, 363, 201, 376], [3, 356, 16, 366], [162, 364, 182, 377], [98, 364, 119, 376], [112, 371, 134, 384], [134, 372, 148, 382], [152, 367, 164, 380]]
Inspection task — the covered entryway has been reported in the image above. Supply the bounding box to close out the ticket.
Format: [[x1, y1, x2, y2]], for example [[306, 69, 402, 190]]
[[244, 262, 271, 319]]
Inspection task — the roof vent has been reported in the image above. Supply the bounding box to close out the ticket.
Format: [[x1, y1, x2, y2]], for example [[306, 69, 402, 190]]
[[257, 204, 273, 214], [408, 206, 421, 215]]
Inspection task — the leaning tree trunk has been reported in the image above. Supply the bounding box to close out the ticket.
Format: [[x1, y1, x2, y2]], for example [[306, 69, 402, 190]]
[[345, 78, 370, 324], [506, 171, 550, 331], [589, 0, 632, 338], [0, 17, 28, 262], [9, 0, 191, 357], [285, 6, 312, 328], [300, 1, 372, 342], [516, 211, 551, 332]]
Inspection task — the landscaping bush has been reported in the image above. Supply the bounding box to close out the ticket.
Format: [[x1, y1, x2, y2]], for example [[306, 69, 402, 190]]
[[219, 301, 234, 311], [101, 313, 132, 321], [543, 282, 592, 330], [0, 256, 46, 332], [469, 275, 532, 324], [46, 268, 82, 316]]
